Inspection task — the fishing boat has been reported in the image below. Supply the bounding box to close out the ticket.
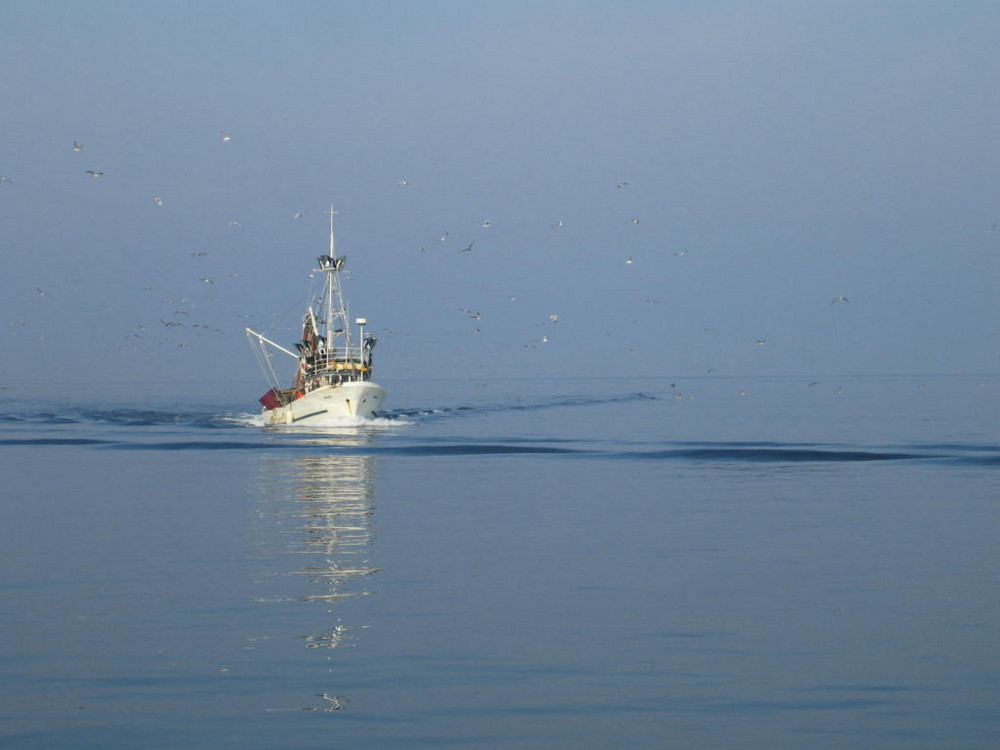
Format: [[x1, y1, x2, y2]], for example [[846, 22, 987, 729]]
[[246, 210, 387, 425]]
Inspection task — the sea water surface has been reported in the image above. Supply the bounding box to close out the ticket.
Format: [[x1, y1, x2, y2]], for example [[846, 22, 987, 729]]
[[1, 375, 998, 749]]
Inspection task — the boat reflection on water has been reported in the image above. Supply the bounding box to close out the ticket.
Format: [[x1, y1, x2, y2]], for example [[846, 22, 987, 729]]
[[254, 427, 382, 710]]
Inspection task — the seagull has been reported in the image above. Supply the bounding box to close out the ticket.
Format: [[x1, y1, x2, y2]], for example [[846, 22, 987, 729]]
[[552, 219, 563, 228], [549, 313, 559, 323], [625, 257, 633, 264], [316, 693, 346, 711], [220, 131, 231, 142], [617, 182, 628, 189], [756, 338, 766, 345], [437, 232, 450, 242], [85, 170, 103, 178], [153, 196, 163, 206], [160, 319, 183, 327], [831, 296, 850, 304], [227, 220, 241, 227], [200, 278, 215, 284], [631, 218, 640, 224], [0, 176, 12, 183], [292, 212, 303, 219], [397, 180, 408, 187], [673, 250, 687, 257], [460, 240, 475, 253], [481, 219, 492, 228], [73, 141, 83, 152], [191, 251, 207, 256]]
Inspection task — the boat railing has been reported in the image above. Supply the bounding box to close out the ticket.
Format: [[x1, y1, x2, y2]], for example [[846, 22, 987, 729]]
[[307, 346, 371, 375]]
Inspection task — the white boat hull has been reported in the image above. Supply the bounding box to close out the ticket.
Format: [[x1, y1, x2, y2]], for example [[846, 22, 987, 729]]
[[262, 381, 387, 426]]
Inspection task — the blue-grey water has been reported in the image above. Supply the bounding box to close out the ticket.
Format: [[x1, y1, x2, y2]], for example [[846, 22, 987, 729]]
[[2, 375, 998, 749]]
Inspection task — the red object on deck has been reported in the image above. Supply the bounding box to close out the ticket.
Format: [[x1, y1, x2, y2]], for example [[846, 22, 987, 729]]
[[259, 388, 281, 410]]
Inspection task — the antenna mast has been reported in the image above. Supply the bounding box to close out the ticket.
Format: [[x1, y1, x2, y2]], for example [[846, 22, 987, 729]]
[[321, 206, 351, 354], [327, 204, 336, 257]]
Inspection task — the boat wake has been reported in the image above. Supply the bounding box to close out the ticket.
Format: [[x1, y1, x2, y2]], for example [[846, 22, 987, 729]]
[[264, 414, 413, 431], [0, 390, 650, 431], [0, 406, 264, 430], [2, 393, 997, 467], [383, 391, 658, 421]]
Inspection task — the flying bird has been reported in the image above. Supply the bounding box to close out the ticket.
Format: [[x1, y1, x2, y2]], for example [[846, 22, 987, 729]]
[[831, 296, 850, 304], [72, 141, 83, 151], [460, 240, 475, 253], [153, 196, 163, 206], [85, 170, 103, 178], [220, 131, 231, 142]]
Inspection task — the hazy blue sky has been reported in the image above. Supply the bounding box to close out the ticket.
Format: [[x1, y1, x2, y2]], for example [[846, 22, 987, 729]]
[[2, 0, 998, 394]]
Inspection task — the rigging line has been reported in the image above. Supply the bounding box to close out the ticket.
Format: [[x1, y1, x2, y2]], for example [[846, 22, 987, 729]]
[[246, 332, 280, 390], [259, 279, 317, 335]]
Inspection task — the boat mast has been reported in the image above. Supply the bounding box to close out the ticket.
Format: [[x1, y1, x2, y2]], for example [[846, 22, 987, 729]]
[[325, 206, 336, 349], [322, 206, 351, 356]]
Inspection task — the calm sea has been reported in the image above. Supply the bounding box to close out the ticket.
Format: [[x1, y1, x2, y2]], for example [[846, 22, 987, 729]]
[[2, 375, 998, 749]]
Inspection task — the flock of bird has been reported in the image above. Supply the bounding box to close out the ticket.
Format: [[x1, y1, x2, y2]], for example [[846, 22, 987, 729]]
[[390, 175, 856, 375], [3, 129, 861, 395], [5, 133, 261, 358]]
